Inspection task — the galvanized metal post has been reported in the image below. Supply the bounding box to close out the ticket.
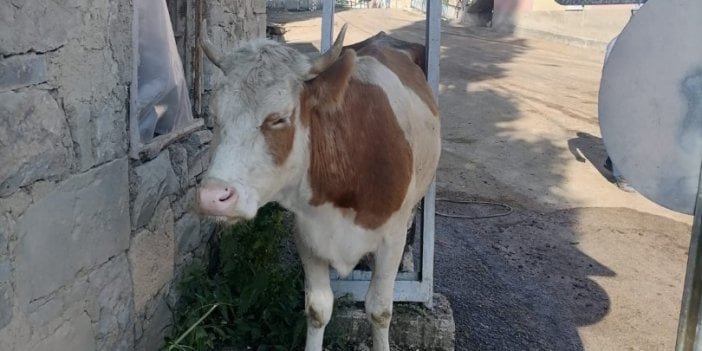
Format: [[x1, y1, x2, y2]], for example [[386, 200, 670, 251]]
[[420, 0, 441, 308], [321, 0, 335, 52], [676, 162, 702, 351]]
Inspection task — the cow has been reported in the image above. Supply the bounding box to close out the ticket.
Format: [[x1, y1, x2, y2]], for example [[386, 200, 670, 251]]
[[196, 24, 441, 351]]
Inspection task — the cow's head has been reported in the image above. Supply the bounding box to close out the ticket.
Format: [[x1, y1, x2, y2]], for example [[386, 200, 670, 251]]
[[196, 25, 349, 223]]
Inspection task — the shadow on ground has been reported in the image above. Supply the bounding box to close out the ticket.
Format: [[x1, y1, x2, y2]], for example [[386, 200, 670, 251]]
[[568, 131, 615, 183], [435, 208, 613, 350]]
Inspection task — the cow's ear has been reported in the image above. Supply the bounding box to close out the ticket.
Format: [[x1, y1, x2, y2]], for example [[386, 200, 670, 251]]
[[305, 49, 356, 109]]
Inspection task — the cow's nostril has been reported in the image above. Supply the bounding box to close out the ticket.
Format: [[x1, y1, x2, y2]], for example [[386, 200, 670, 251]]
[[218, 190, 234, 202]]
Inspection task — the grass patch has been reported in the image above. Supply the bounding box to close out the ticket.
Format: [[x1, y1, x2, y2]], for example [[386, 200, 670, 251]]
[[164, 203, 306, 351]]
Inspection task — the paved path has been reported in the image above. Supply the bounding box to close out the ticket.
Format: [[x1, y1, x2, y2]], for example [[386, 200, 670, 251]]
[[271, 9, 692, 350]]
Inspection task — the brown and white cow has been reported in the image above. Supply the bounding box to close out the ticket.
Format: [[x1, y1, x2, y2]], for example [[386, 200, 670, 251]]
[[197, 25, 440, 351]]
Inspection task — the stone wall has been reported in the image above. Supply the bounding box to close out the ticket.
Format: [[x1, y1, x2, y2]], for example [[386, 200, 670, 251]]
[[203, 0, 267, 102], [0, 0, 265, 350]]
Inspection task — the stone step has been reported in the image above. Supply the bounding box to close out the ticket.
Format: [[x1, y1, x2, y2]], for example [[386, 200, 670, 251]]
[[327, 293, 455, 351]]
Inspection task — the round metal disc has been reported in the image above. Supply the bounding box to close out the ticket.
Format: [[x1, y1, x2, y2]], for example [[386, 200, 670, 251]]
[[599, 0, 702, 214]]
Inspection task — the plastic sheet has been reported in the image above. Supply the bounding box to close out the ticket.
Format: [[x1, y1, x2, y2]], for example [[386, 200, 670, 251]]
[[135, 0, 193, 144]]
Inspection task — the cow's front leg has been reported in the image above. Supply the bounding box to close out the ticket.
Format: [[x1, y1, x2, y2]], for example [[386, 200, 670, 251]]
[[365, 228, 406, 351], [296, 236, 333, 351]]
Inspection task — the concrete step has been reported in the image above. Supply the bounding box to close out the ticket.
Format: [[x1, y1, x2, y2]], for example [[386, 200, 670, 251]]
[[326, 293, 456, 351]]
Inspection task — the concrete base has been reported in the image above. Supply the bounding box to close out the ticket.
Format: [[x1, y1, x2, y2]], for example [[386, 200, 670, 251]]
[[327, 294, 455, 351]]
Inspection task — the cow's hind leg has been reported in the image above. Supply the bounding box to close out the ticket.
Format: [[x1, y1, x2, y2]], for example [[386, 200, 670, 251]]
[[296, 236, 333, 351], [365, 225, 406, 351]]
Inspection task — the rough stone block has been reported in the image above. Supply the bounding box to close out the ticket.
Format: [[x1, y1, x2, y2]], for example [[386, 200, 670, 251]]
[[0, 89, 73, 197], [183, 129, 212, 158], [328, 294, 456, 351], [169, 144, 189, 191], [5, 253, 134, 350], [14, 158, 130, 303], [51, 42, 129, 171], [0, 53, 48, 92], [0, 300, 31, 350], [93, 95, 129, 164], [0, 286, 11, 330], [184, 130, 212, 185], [147, 198, 172, 233], [0, 0, 77, 55], [44, 0, 132, 171], [31, 309, 96, 351], [210, 0, 240, 17], [129, 208, 175, 312], [0, 190, 32, 257], [26, 293, 65, 328], [0, 261, 12, 329], [254, 14, 267, 38], [131, 150, 179, 229], [190, 130, 213, 146], [188, 148, 210, 185], [0, 261, 10, 285], [88, 254, 135, 351], [203, 14, 243, 89], [176, 213, 201, 260], [135, 292, 173, 351], [253, 0, 267, 14], [0, 189, 31, 218], [173, 187, 196, 219], [0, 229, 6, 261], [177, 252, 194, 270]]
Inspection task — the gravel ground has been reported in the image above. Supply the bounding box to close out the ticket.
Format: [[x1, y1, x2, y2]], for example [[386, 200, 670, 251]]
[[434, 205, 689, 350]]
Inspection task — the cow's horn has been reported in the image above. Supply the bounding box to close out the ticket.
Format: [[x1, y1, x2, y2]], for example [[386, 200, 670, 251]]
[[201, 19, 228, 72], [308, 24, 348, 77]]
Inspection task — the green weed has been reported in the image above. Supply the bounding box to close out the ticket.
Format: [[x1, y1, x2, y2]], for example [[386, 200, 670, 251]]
[[164, 204, 306, 351]]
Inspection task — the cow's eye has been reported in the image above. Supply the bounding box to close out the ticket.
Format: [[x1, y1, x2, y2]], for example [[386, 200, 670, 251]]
[[263, 113, 290, 130]]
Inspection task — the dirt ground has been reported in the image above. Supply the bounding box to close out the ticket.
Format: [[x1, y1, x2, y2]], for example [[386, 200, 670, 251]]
[[269, 8, 693, 350]]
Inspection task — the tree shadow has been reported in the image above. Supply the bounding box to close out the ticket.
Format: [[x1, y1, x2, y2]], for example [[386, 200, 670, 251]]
[[270, 9, 619, 350]]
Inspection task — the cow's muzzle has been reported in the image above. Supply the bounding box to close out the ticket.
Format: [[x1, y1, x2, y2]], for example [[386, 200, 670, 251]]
[[197, 178, 239, 218]]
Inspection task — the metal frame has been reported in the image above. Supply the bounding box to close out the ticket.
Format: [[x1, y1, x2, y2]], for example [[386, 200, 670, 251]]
[[323, 0, 441, 306], [676, 162, 702, 351]]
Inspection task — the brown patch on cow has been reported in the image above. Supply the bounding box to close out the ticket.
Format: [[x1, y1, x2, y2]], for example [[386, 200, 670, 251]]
[[301, 51, 413, 230], [355, 45, 438, 116], [261, 110, 295, 165]]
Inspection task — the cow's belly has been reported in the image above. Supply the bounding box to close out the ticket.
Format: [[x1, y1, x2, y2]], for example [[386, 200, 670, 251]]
[[294, 203, 394, 276]]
